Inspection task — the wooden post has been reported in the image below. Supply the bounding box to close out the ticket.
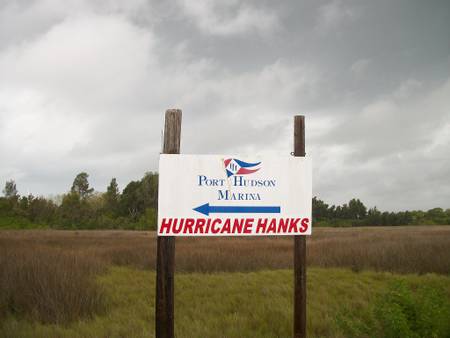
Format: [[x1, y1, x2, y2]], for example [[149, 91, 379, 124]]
[[293, 115, 306, 338], [156, 109, 182, 338]]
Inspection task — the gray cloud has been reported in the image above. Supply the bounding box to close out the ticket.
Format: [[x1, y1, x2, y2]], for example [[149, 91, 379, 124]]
[[176, 0, 279, 36], [0, 0, 449, 211], [316, 0, 359, 32]]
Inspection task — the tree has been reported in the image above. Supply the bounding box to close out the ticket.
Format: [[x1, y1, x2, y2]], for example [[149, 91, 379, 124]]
[[312, 197, 329, 222], [335, 204, 350, 219], [120, 180, 142, 220], [140, 172, 158, 210], [71, 172, 94, 199], [426, 208, 447, 225], [348, 198, 367, 219], [59, 192, 82, 227], [3, 180, 18, 199], [366, 207, 382, 225], [119, 172, 159, 221], [27, 195, 57, 224], [105, 178, 120, 214], [58, 192, 94, 228]]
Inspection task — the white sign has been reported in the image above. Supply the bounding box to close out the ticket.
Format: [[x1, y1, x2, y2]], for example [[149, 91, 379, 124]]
[[158, 154, 312, 236]]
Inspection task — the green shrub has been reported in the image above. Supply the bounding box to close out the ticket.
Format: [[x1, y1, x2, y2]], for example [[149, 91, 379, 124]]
[[375, 280, 450, 338], [0, 215, 47, 229]]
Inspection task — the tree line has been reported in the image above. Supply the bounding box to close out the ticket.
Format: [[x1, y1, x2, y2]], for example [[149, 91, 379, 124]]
[[0, 172, 158, 229], [0, 174, 449, 229], [312, 197, 450, 227]]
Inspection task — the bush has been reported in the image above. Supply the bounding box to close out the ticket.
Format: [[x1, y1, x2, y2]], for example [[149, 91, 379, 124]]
[[375, 280, 450, 338], [0, 215, 47, 229]]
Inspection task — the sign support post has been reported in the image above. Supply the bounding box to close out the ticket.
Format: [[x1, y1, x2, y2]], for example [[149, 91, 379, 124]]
[[155, 111, 309, 337], [294, 115, 307, 338], [156, 109, 181, 338]]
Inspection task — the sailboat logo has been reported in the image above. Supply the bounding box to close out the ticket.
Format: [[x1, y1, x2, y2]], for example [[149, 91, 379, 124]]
[[223, 158, 261, 177]]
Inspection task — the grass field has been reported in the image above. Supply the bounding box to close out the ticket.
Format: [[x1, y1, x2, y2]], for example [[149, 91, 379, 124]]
[[1, 226, 450, 337]]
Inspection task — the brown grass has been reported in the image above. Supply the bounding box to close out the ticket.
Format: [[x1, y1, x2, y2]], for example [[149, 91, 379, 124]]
[[1, 226, 449, 324], [0, 243, 105, 324], [1, 226, 449, 274]]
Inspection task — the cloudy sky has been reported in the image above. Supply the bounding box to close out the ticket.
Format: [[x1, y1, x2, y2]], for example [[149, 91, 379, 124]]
[[0, 0, 449, 211]]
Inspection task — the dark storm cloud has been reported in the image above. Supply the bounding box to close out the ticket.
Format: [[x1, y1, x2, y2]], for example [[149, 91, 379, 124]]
[[0, 0, 449, 210]]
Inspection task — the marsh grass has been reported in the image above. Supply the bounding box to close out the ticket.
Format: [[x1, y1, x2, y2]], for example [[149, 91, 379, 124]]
[[1, 226, 449, 274], [0, 226, 449, 326], [1, 267, 449, 338], [0, 245, 105, 324]]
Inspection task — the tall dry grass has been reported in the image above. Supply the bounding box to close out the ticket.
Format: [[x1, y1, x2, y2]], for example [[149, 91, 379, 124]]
[[1, 226, 449, 274], [1, 226, 449, 324], [307, 227, 450, 274], [0, 242, 105, 324]]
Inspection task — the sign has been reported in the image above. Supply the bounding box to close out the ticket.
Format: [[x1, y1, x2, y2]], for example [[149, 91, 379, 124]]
[[158, 154, 312, 236]]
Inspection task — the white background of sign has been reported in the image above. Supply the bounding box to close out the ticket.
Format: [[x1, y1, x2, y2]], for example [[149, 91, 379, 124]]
[[158, 154, 312, 236]]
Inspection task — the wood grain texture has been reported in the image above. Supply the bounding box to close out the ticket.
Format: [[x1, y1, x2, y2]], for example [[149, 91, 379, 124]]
[[156, 109, 181, 338], [293, 115, 306, 338]]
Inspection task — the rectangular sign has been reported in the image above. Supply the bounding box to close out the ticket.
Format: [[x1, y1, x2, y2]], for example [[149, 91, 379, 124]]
[[158, 154, 312, 236]]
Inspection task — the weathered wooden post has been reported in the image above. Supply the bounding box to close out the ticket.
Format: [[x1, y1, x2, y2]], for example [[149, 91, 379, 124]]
[[294, 115, 306, 338], [156, 109, 182, 338], [156, 111, 310, 336]]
